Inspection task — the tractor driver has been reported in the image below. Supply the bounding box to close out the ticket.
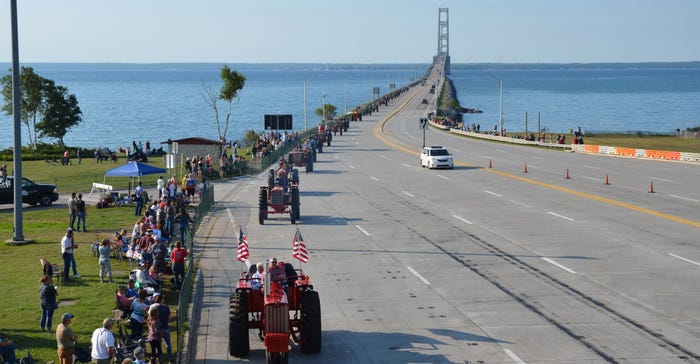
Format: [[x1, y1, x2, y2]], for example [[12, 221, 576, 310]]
[[276, 162, 288, 192], [268, 257, 286, 284]]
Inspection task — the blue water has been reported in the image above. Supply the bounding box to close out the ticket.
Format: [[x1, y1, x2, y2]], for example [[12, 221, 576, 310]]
[[450, 64, 700, 135], [1, 63, 699, 150]]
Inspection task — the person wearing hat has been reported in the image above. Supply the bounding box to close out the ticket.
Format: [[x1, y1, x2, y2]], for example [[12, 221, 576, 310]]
[[56, 313, 76, 364], [91, 318, 116, 364]]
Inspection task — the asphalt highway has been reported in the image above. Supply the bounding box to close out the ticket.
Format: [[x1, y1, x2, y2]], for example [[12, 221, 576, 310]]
[[192, 72, 700, 363]]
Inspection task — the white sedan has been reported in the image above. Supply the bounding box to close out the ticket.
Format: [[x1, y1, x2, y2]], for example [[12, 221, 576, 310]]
[[420, 146, 454, 169]]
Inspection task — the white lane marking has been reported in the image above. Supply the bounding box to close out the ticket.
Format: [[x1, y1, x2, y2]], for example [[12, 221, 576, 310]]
[[407, 266, 431, 285], [581, 175, 601, 182], [402, 163, 412, 168], [436, 174, 448, 180], [369, 176, 380, 182], [670, 194, 700, 203], [484, 190, 502, 198], [355, 225, 371, 236], [651, 176, 674, 183], [452, 148, 463, 153], [547, 211, 575, 222], [349, 165, 356, 169], [482, 155, 492, 159], [532, 156, 544, 160], [379, 154, 388, 159], [527, 164, 539, 169], [333, 154, 338, 159], [509, 200, 532, 208], [226, 207, 235, 225], [542, 257, 576, 274], [669, 253, 700, 267], [504, 349, 526, 364], [583, 165, 601, 170], [453, 215, 473, 225], [355, 141, 360, 145], [402, 191, 415, 198]]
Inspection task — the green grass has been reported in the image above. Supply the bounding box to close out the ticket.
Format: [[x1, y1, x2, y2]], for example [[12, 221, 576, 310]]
[[0, 205, 179, 362], [583, 134, 700, 153]]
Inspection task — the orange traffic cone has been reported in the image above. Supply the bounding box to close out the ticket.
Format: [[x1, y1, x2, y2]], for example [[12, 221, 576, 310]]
[[523, 163, 528, 173], [565, 169, 571, 179], [604, 174, 610, 185], [488, 160, 493, 168], [649, 180, 655, 193]]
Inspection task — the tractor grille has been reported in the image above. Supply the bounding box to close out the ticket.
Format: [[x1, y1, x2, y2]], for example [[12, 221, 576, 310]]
[[265, 303, 289, 334], [271, 189, 284, 206]]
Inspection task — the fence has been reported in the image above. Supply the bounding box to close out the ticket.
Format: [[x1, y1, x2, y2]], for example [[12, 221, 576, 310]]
[[176, 185, 214, 363]]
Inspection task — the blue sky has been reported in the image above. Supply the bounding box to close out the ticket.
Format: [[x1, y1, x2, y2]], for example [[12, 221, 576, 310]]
[[1, 0, 699, 63]]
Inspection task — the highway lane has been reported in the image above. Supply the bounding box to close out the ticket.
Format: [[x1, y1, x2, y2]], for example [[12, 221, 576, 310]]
[[192, 75, 700, 363]]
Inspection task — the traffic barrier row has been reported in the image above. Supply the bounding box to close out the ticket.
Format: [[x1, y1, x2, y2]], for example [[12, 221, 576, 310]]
[[572, 145, 700, 163]]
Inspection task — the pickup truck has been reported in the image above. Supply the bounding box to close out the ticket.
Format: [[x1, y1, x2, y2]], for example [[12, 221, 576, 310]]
[[0, 176, 60, 206]]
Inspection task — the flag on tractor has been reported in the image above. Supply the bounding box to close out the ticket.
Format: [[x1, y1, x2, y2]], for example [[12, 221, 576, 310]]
[[236, 227, 249, 262], [292, 227, 308, 263]]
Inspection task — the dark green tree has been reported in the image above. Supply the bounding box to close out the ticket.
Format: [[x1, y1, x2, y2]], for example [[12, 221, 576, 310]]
[[37, 79, 82, 146], [315, 103, 337, 121], [201, 65, 246, 143], [1, 66, 45, 149]]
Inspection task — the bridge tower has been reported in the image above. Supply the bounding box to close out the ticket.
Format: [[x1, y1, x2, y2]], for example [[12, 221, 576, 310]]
[[437, 8, 450, 74]]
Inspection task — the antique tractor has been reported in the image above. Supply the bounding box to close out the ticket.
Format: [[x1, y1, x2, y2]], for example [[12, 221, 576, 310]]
[[287, 145, 314, 173], [229, 267, 322, 363], [259, 168, 300, 224]]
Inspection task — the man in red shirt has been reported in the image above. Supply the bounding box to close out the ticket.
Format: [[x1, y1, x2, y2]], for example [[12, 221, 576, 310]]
[[170, 241, 189, 291]]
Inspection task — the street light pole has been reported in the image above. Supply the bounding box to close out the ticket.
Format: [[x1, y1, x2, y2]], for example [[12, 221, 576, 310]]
[[322, 92, 325, 124], [498, 79, 503, 136]]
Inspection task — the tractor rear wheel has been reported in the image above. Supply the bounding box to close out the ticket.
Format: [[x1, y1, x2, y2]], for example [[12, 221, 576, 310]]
[[305, 159, 313, 173], [259, 189, 268, 225], [291, 169, 299, 183], [300, 290, 322, 353], [265, 352, 288, 364], [229, 291, 250, 357], [291, 188, 300, 222], [317, 143, 323, 153]]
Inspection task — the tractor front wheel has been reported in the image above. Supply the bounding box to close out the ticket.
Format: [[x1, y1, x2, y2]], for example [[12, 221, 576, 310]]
[[300, 290, 322, 353], [229, 291, 250, 357], [259, 189, 268, 225], [265, 352, 288, 364]]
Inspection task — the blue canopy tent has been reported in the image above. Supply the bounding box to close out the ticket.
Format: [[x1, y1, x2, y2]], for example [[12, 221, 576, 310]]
[[104, 161, 166, 197]]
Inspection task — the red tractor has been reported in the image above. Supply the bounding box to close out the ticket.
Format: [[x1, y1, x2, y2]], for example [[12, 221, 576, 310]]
[[229, 268, 322, 363], [287, 145, 314, 173], [259, 168, 300, 224]]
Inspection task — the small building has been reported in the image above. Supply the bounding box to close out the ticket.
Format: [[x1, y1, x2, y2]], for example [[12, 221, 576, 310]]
[[161, 137, 227, 170]]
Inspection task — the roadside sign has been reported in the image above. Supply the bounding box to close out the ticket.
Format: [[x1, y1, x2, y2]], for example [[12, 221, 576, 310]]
[[419, 118, 428, 129]]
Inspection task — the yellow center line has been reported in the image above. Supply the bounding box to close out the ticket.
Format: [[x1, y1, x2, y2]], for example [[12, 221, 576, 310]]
[[372, 93, 700, 229]]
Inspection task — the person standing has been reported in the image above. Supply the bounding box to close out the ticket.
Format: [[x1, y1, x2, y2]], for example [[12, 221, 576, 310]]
[[91, 318, 116, 364], [149, 293, 172, 362], [170, 241, 188, 290], [76, 194, 87, 232], [156, 176, 164, 199], [146, 305, 163, 364], [175, 208, 193, 246], [56, 313, 76, 364], [40, 275, 58, 332], [130, 289, 148, 339], [61, 228, 79, 282], [134, 181, 144, 216], [69, 192, 78, 230], [98, 239, 114, 284]]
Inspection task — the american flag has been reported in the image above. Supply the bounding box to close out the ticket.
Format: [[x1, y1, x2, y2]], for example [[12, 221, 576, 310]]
[[292, 227, 308, 263], [236, 227, 249, 262]]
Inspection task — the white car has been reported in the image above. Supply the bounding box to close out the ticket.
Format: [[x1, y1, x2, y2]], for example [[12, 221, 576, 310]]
[[420, 146, 454, 169]]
